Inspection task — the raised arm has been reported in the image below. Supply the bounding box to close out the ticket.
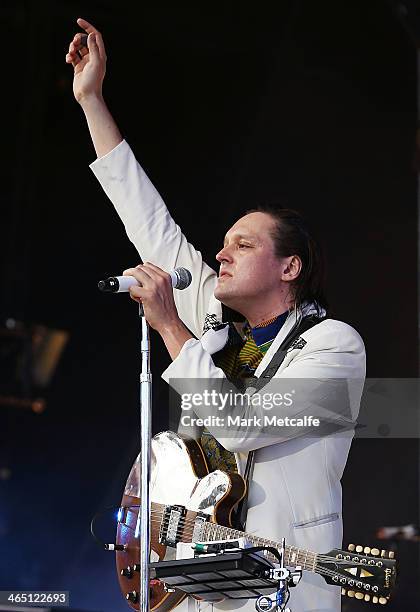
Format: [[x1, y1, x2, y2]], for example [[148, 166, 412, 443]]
[[66, 18, 122, 157], [66, 19, 218, 337]]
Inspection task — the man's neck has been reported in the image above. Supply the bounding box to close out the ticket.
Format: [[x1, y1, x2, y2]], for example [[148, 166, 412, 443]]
[[223, 289, 294, 327], [247, 307, 290, 328]]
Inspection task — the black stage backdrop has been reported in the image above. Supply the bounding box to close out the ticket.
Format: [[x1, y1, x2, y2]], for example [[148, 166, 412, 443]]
[[0, 1, 418, 610]]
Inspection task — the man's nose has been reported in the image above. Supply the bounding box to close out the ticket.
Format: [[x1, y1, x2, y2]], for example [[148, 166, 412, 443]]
[[216, 245, 233, 263]]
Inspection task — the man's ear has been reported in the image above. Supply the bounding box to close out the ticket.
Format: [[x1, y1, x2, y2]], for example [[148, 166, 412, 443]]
[[281, 255, 302, 282]]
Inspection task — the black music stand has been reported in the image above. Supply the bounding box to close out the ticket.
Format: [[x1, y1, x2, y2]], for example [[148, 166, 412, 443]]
[[150, 552, 278, 600]]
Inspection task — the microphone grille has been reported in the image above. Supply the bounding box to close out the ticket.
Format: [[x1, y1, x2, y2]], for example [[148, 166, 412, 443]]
[[173, 267, 192, 290]]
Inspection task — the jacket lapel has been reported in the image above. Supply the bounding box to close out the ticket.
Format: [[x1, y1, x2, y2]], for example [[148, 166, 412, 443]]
[[201, 299, 326, 374]]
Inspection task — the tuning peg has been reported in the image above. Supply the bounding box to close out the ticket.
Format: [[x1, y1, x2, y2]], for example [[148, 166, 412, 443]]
[[380, 549, 387, 558], [355, 592, 364, 600], [364, 595, 371, 602], [341, 588, 346, 596], [347, 591, 355, 598], [372, 596, 379, 603], [388, 551, 395, 559], [371, 548, 380, 556], [120, 566, 133, 578], [348, 543, 356, 551], [363, 546, 371, 554], [355, 545, 363, 553], [379, 597, 388, 605]]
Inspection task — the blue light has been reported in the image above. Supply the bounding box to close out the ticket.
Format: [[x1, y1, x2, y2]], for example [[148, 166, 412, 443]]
[[117, 508, 123, 522]]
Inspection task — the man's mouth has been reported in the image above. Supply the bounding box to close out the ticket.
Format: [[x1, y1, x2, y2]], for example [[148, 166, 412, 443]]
[[219, 271, 232, 278]]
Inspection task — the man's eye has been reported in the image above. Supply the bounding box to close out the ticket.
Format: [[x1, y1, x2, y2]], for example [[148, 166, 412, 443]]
[[238, 243, 250, 249]]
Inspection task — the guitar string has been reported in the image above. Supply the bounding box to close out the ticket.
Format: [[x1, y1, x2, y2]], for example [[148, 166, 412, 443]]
[[134, 520, 386, 587], [147, 517, 320, 571], [143, 515, 347, 568], [139, 514, 379, 568], [131, 506, 387, 564], [137, 507, 374, 568], [147, 513, 348, 566], [145, 509, 352, 564], [142, 533, 377, 589], [131, 513, 386, 580], [133, 512, 317, 563], [127, 492, 389, 595], [132, 506, 389, 567], [151, 513, 385, 571]]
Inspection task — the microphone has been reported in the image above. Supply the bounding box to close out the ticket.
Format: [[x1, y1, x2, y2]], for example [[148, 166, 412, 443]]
[[98, 267, 192, 292]]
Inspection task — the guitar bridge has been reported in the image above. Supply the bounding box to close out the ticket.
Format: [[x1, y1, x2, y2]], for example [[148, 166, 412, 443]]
[[159, 505, 187, 547]]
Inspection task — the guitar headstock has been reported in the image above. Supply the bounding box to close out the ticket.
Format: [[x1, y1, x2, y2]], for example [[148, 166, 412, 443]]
[[316, 543, 397, 604]]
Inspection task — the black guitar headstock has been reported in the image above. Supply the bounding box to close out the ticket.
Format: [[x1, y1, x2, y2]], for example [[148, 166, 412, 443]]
[[316, 543, 397, 604]]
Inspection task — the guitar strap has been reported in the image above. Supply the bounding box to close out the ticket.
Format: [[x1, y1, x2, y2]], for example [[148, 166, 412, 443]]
[[234, 314, 325, 531]]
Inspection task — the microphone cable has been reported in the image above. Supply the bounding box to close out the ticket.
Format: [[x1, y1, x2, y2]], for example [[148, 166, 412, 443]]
[[90, 503, 139, 551]]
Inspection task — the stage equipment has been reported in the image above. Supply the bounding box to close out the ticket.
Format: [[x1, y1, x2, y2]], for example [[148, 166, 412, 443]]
[[98, 267, 192, 293], [377, 523, 419, 541], [150, 543, 302, 612], [112, 431, 397, 610], [98, 270, 192, 612], [0, 319, 68, 411]]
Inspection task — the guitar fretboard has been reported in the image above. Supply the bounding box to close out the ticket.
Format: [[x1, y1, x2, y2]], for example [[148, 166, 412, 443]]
[[201, 521, 318, 572], [151, 502, 319, 574]]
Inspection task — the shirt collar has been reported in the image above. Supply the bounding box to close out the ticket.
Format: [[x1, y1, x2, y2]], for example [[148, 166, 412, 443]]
[[246, 310, 290, 347]]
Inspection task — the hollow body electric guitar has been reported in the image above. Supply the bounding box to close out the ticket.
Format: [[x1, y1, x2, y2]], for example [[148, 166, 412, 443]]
[[116, 432, 396, 610]]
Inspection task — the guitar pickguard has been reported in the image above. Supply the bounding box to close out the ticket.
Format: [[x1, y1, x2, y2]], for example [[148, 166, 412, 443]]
[[124, 431, 232, 516]]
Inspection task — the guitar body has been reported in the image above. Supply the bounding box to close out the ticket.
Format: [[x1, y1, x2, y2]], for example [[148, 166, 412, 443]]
[[116, 431, 246, 611], [116, 431, 397, 609]]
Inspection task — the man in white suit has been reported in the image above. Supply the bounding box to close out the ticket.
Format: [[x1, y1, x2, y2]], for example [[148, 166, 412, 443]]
[[66, 19, 366, 612]]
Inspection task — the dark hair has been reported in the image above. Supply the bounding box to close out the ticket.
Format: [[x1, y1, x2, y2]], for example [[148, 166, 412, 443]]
[[248, 205, 329, 315]]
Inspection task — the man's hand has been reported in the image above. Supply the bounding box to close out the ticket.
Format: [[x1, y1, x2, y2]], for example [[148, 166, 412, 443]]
[[65, 18, 122, 158], [123, 263, 193, 360], [65, 18, 107, 105], [124, 263, 179, 332]]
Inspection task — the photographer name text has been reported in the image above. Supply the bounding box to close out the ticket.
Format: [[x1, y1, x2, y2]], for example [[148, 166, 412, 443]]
[[180, 415, 320, 428]]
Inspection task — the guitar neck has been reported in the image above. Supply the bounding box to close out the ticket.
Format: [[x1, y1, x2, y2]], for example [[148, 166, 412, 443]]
[[151, 501, 319, 573], [201, 522, 318, 573], [154, 502, 396, 600]]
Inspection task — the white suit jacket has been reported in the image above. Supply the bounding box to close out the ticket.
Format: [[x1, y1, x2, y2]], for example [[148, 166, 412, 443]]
[[90, 140, 366, 612]]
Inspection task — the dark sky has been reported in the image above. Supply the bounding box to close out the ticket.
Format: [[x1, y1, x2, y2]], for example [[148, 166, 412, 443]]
[[0, 1, 418, 610]]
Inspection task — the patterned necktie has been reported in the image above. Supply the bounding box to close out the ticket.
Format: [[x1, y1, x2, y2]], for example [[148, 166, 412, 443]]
[[200, 312, 288, 473]]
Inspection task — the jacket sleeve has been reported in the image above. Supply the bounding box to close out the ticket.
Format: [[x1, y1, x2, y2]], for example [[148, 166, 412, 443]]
[[90, 140, 217, 338], [162, 321, 366, 453]]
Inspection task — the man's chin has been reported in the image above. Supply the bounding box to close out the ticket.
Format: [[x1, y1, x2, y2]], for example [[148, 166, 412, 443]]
[[214, 287, 237, 309], [214, 285, 228, 301]]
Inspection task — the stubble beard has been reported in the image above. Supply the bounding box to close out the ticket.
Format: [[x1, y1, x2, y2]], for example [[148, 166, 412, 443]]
[[214, 280, 235, 308], [214, 279, 249, 313]]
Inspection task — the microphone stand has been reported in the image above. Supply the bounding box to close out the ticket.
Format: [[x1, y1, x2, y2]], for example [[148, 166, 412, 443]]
[[136, 303, 152, 612], [97, 269, 191, 611]]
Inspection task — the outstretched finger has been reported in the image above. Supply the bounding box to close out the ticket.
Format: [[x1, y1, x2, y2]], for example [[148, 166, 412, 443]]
[[76, 18, 106, 61], [86, 32, 100, 61], [76, 17, 98, 34], [92, 30, 107, 61]]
